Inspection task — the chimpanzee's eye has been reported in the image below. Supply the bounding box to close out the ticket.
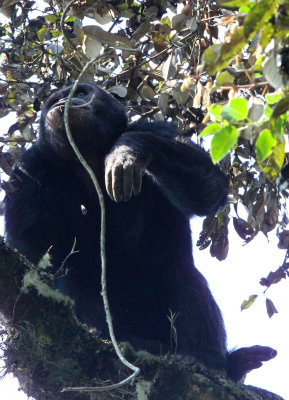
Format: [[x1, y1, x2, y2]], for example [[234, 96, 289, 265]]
[[76, 89, 87, 98]]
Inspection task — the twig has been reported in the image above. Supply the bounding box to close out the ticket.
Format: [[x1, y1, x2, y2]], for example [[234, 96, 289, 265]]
[[60, 0, 78, 51], [0, 138, 33, 143], [113, 29, 197, 78], [61, 56, 140, 394], [60, 0, 87, 67], [219, 81, 268, 90]]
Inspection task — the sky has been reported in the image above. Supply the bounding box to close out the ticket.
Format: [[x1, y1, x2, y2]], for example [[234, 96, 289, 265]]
[[193, 218, 289, 399]]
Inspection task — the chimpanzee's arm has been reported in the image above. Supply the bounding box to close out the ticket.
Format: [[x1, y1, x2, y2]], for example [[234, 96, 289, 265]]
[[105, 125, 229, 217], [4, 147, 77, 264]]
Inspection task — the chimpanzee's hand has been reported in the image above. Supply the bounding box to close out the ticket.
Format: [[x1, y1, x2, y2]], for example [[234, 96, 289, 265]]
[[105, 145, 147, 202]]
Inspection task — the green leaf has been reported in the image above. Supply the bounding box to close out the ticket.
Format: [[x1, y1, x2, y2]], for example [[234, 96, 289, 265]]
[[199, 122, 222, 137], [264, 105, 273, 118], [255, 129, 276, 162], [202, 44, 222, 75], [271, 95, 289, 119], [266, 92, 281, 105], [37, 27, 47, 42], [0, 26, 7, 37], [260, 23, 274, 48], [45, 14, 58, 23], [203, 27, 247, 74], [50, 29, 62, 38], [220, 27, 247, 62], [160, 16, 172, 27], [221, 98, 248, 121], [209, 104, 222, 120], [239, 5, 251, 12], [210, 126, 239, 163], [260, 136, 285, 180], [216, 70, 235, 86], [244, 0, 279, 39], [271, 137, 285, 170], [276, 114, 287, 135], [241, 294, 258, 311], [217, 0, 247, 7]]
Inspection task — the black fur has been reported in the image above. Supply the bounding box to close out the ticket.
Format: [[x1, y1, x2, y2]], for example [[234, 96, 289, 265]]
[[4, 82, 276, 380]]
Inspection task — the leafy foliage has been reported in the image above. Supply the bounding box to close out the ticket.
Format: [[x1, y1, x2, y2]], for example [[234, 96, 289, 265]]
[[1, 0, 289, 311]]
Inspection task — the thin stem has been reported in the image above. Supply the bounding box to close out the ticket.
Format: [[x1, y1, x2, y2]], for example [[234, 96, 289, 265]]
[[61, 56, 140, 394]]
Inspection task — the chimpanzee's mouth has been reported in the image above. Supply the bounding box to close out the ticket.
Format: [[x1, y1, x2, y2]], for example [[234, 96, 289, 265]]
[[50, 98, 90, 111]]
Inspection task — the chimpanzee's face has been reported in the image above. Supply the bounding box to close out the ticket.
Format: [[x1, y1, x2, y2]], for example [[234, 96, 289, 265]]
[[39, 82, 127, 159]]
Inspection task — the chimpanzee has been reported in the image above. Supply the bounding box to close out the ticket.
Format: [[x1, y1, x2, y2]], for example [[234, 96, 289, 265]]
[[4, 82, 276, 382]]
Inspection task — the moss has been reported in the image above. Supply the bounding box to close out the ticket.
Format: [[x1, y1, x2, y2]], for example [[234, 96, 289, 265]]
[[136, 381, 153, 400], [22, 269, 74, 306]]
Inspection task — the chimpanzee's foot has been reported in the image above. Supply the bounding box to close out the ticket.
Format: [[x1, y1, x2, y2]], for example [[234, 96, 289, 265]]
[[227, 345, 277, 382]]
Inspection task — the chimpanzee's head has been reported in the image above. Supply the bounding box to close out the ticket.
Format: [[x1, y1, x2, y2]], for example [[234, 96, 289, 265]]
[[39, 82, 128, 159]]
